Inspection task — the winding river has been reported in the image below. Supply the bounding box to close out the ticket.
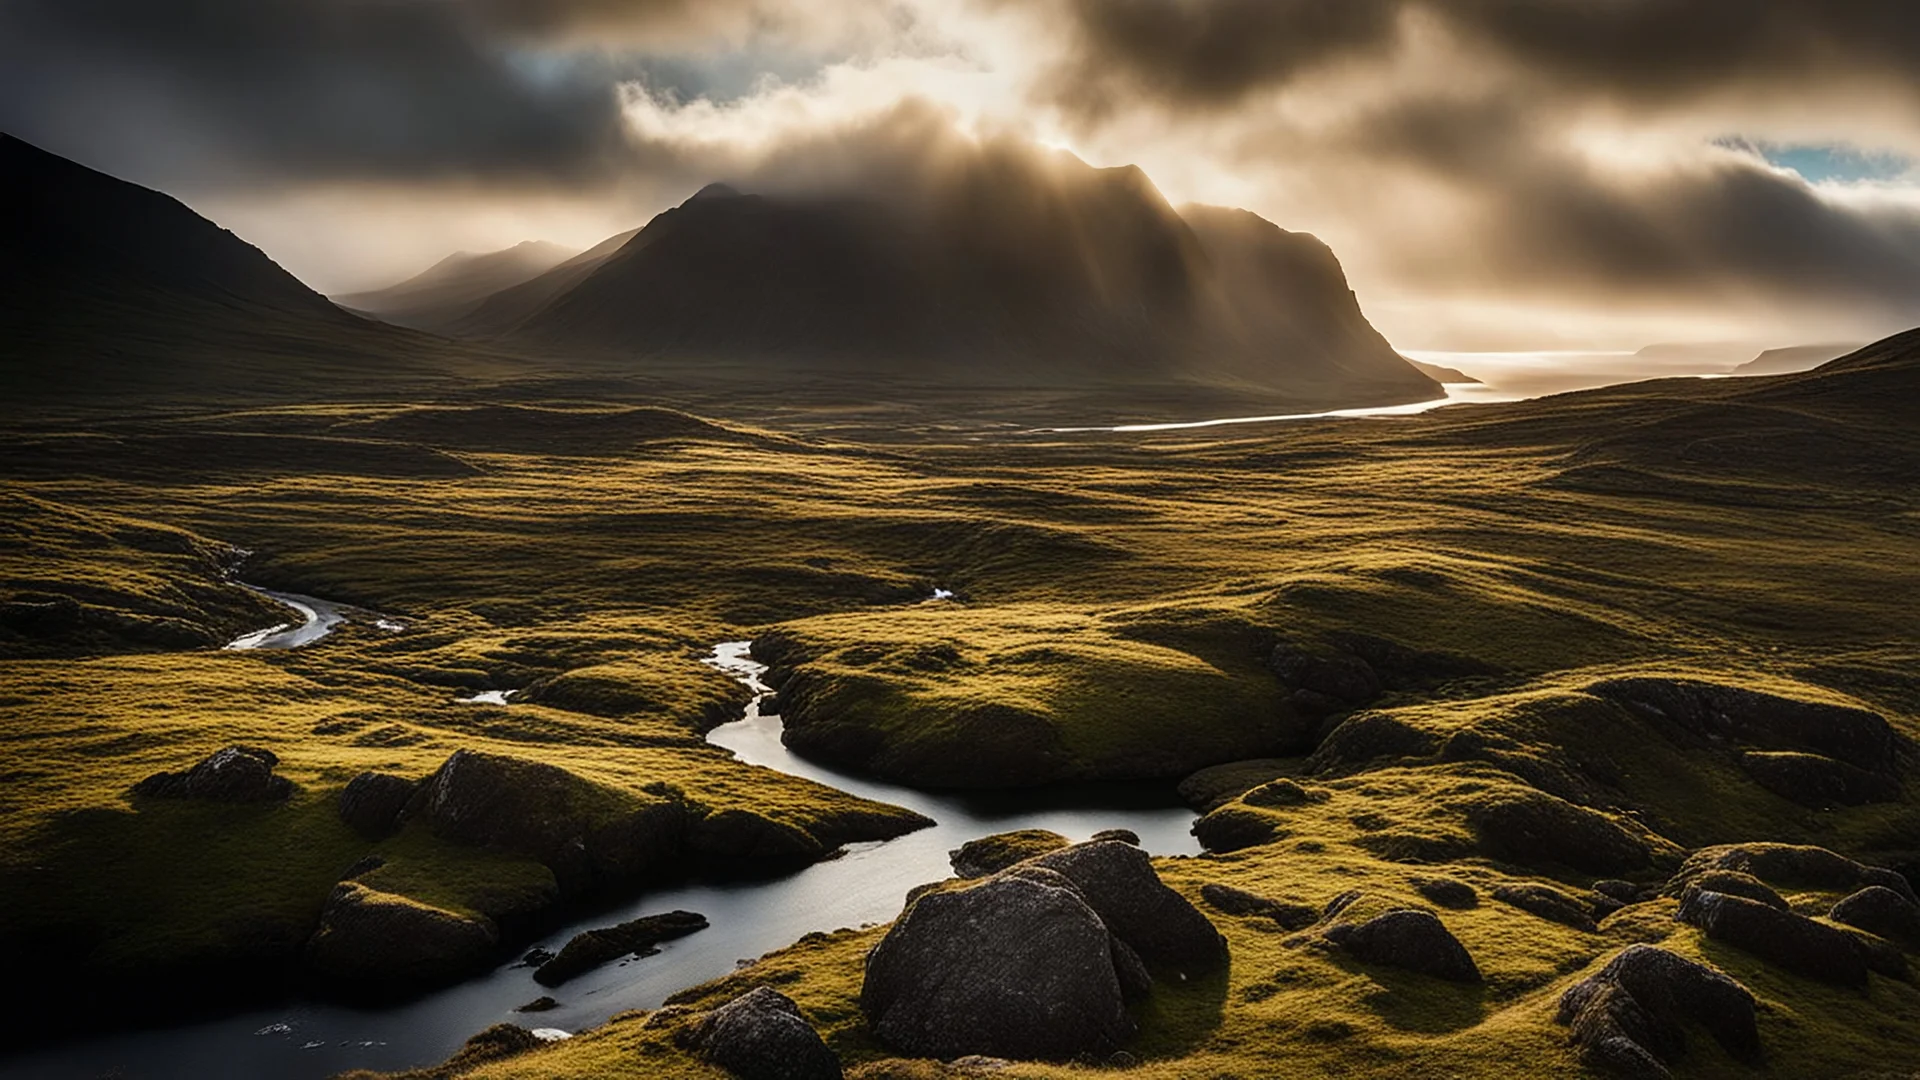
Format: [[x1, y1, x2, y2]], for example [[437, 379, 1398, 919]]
[[9, 641, 1199, 1079]]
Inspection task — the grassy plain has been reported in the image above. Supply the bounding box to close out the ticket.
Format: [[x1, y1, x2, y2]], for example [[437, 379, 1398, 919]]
[[2, 335, 1918, 1075]]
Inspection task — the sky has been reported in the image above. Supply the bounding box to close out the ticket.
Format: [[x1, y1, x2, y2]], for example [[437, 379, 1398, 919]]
[[4, 0, 1919, 351]]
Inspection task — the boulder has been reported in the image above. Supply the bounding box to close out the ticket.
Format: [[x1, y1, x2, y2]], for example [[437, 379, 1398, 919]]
[[1191, 806, 1281, 853], [534, 910, 710, 986], [1739, 751, 1902, 808], [337, 771, 417, 838], [1023, 841, 1229, 977], [1271, 642, 1382, 704], [861, 873, 1136, 1061], [131, 746, 292, 802], [1493, 883, 1598, 932], [1410, 876, 1478, 909], [306, 882, 498, 986], [1670, 843, 1917, 904], [1465, 791, 1652, 876], [1556, 945, 1760, 1075], [948, 830, 1071, 879], [1830, 886, 1920, 950], [1677, 888, 1868, 986], [401, 749, 686, 893], [1199, 883, 1318, 929], [1091, 829, 1140, 846], [1322, 909, 1481, 983], [1682, 870, 1787, 911], [426, 1024, 544, 1076], [685, 986, 843, 1080]]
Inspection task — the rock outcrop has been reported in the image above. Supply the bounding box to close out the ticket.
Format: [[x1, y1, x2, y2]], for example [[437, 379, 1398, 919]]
[[949, 830, 1070, 879], [1021, 841, 1229, 977], [1410, 876, 1479, 909], [337, 771, 417, 838], [533, 910, 709, 986], [1557, 945, 1761, 1078], [1668, 843, 1917, 904], [1677, 888, 1869, 986], [862, 871, 1137, 1061], [130, 746, 292, 802], [400, 749, 686, 894], [1322, 909, 1481, 983], [306, 882, 499, 985], [684, 986, 844, 1080], [1465, 790, 1654, 876], [1830, 886, 1920, 951]]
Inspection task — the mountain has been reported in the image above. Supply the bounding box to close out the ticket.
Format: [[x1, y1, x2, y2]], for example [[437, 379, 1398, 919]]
[[497, 150, 1438, 404], [1405, 358, 1481, 383], [447, 227, 640, 338], [1733, 342, 1863, 376], [332, 241, 577, 331], [0, 134, 494, 406]]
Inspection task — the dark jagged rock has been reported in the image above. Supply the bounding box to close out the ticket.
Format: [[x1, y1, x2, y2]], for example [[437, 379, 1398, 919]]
[[337, 771, 417, 838], [1589, 678, 1903, 774], [400, 749, 686, 894], [1556, 945, 1760, 1077], [1322, 909, 1481, 983], [1465, 790, 1652, 876], [533, 910, 709, 986], [1023, 841, 1229, 977], [1270, 641, 1382, 704], [130, 746, 292, 802], [1307, 713, 1440, 773], [948, 830, 1070, 879], [1199, 883, 1319, 929], [1831, 886, 1920, 950], [1670, 843, 1917, 904], [1739, 750, 1902, 808], [1092, 828, 1141, 846], [517, 996, 558, 1012], [1592, 880, 1646, 903], [1410, 876, 1479, 909], [1493, 883, 1598, 932], [1241, 778, 1330, 808], [305, 882, 498, 985], [1191, 806, 1281, 853], [1677, 888, 1868, 986], [861, 872, 1136, 1061], [685, 986, 843, 1080]]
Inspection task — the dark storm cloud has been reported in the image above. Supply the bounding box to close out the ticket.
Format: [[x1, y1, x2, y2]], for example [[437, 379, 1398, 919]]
[[0, 0, 780, 190], [1044, 0, 1920, 115]]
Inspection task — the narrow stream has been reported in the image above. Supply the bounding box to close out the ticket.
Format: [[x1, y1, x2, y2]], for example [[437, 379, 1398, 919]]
[[8, 642, 1199, 1079], [224, 584, 402, 650]]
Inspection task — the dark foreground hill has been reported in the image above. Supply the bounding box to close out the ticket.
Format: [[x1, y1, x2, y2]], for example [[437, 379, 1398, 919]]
[[331, 241, 577, 331], [0, 134, 512, 408], [503, 151, 1439, 405]]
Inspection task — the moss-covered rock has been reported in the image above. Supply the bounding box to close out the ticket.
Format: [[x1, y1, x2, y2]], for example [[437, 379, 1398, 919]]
[[305, 882, 499, 986], [948, 829, 1069, 878]]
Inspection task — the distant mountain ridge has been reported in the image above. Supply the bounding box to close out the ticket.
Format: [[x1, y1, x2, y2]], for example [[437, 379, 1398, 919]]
[[1733, 342, 1864, 377], [470, 150, 1437, 402], [333, 240, 577, 331]]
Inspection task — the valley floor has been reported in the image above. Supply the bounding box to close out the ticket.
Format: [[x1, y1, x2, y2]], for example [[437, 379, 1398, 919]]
[[2, 338, 1919, 1079]]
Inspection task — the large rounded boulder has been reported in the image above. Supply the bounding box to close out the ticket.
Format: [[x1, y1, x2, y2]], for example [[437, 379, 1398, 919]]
[[1557, 945, 1760, 1075], [1323, 909, 1481, 983], [861, 871, 1136, 1061], [685, 986, 843, 1080], [1022, 840, 1229, 977]]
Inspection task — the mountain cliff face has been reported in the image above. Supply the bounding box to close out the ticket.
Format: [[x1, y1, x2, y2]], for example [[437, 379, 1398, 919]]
[[505, 149, 1437, 402], [332, 241, 577, 331]]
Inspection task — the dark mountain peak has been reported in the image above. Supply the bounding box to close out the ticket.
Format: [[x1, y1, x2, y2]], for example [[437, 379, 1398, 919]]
[[506, 146, 1438, 403], [690, 182, 744, 202]]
